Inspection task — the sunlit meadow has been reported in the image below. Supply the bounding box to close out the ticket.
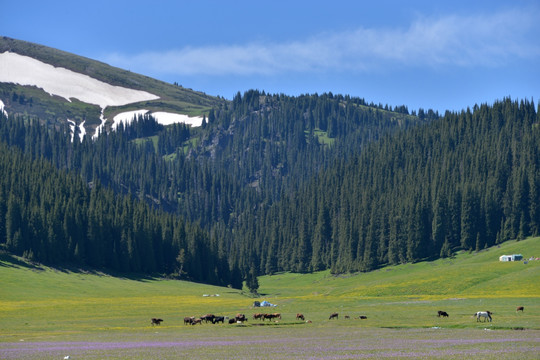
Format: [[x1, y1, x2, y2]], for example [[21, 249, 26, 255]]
[[1, 237, 539, 359]]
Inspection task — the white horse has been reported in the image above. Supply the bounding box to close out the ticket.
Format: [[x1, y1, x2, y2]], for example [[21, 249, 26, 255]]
[[475, 311, 492, 322]]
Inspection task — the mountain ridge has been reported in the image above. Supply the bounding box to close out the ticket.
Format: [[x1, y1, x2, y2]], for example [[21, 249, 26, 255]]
[[0, 37, 224, 136]]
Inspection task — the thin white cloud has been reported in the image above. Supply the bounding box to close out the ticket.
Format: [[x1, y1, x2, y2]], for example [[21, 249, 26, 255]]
[[105, 8, 539, 76]]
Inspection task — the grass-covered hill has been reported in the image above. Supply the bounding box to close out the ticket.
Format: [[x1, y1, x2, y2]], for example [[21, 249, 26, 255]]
[[1, 236, 538, 341]]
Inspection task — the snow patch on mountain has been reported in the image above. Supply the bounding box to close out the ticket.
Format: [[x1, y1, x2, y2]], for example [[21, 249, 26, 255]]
[[112, 109, 205, 130], [111, 109, 150, 130], [152, 112, 204, 127], [68, 119, 86, 142], [0, 99, 7, 118], [0, 52, 203, 139], [0, 52, 159, 108]]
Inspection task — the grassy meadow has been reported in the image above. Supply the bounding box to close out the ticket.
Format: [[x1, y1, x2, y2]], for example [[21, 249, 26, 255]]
[[1, 237, 539, 358]]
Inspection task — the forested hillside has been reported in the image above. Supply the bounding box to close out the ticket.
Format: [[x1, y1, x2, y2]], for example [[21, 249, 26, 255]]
[[232, 98, 540, 275], [0, 138, 241, 287], [0, 86, 537, 284], [0, 90, 422, 282]]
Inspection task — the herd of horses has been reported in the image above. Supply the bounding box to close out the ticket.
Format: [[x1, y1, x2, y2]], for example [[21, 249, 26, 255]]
[[252, 312, 282, 321], [151, 312, 367, 326], [151, 306, 524, 326], [180, 313, 249, 325]]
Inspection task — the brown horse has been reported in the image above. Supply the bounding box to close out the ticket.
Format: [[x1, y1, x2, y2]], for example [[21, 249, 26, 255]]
[[329, 312, 338, 320], [201, 314, 215, 323], [296, 313, 305, 321], [516, 306, 524, 313], [262, 313, 280, 321]]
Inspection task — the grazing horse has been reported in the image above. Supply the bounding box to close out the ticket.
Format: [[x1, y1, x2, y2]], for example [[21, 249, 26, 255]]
[[151, 318, 163, 326], [212, 316, 225, 324], [253, 313, 264, 320], [329, 312, 338, 320], [296, 313, 305, 321], [437, 311, 449, 317], [184, 316, 194, 325], [191, 318, 202, 325], [475, 311, 492, 322], [516, 306, 524, 313], [262, 313, 278, 321], [201, 314, 215, 323]]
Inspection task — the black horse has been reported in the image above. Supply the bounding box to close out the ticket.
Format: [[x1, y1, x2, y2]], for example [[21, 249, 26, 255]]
[[212, 316, 225, 324]]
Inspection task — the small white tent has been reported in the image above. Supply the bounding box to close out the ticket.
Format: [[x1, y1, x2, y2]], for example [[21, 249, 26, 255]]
[[499, 254, 523, 261]]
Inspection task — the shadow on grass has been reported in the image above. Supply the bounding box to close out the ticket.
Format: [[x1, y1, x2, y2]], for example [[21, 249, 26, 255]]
[[0, 250, 160, 282], [0, 250, 247, 292], [0, 252, 44, 271]]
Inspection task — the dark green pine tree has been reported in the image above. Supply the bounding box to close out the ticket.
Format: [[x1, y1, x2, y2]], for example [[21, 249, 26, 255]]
[[431, 194, 447, 255], [387, 213, 403, 264], [295, 217, 311, 273], [440, 234, 453, 258], [311, 205, 331, 271], [0, 187, 6, 245], [5, 193, 23, 253], [363, 206, 379, 271], [528, 170, 540, 236], [460, 187, 477, 250], [245, 264, 259, 294]]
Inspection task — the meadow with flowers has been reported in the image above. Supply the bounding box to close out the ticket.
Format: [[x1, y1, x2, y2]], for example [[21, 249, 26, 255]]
[[1, 237, 539, 359]]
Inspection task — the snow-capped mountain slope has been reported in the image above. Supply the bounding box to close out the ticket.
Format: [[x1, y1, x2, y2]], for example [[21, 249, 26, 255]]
[[0, 37, 220, 138], [0, 52, 159, 108]]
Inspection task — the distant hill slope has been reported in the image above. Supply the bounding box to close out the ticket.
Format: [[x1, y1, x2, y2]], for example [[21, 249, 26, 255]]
[[0, 37, 224, 136], [2, 236, 538, 303], [258, 236, 540, 300]]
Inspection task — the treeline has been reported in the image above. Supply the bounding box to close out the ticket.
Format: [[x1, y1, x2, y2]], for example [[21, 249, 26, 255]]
[[0, 135, 241, 287], [232, 98, 540, 274]]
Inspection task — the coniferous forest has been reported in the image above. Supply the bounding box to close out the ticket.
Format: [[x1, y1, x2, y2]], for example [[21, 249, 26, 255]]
[[0, 90, 538, 287]]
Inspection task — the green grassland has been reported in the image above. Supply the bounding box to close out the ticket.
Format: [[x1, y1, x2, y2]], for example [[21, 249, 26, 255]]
[[0, 237, 539, 343]]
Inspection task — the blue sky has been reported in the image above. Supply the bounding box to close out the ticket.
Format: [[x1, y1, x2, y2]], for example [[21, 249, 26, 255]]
[[2, 0, 539, 113]]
